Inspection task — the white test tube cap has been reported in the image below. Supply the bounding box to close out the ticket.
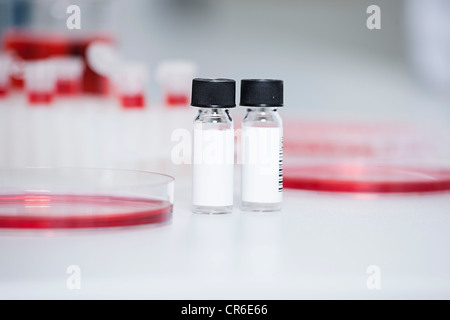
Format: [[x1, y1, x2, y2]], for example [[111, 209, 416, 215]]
[[113, 62, 148, 95], [86, 41, 121, 78], [52, 56, 84, 81], [24, 59, 57, 93]]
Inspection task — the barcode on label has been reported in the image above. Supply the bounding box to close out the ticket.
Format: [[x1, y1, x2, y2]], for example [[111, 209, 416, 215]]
[[278, 136, 283, 192]]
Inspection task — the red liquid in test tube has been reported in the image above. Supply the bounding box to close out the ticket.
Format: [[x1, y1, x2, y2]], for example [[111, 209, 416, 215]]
[[165, 93, 189, 107], [27, 91, 54, 105], [120, 94, 146, 108]]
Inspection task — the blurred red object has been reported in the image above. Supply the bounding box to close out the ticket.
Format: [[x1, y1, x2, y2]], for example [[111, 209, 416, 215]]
[[166, 93, 189, 107], [120, 94, 146, 109], [284, 164, 450, 193], [3, 30, 68, 60], [0, 84, 8, 97], [66, 34, 113, 95], [28, 91, 54, 105], [2, 30, 114, 95], [56, 79, 80, 96]]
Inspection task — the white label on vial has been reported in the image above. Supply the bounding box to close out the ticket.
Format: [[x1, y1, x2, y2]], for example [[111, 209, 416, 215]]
[[192, 126, 234, 207], [242, 126, 283, 203]]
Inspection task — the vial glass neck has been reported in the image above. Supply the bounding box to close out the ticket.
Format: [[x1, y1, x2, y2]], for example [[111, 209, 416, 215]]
[[246, 107, 277, 113], [199, 107, 229, 115], [196, 107, 232, 124]]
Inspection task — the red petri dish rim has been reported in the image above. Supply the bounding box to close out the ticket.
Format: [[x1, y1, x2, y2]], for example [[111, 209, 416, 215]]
[[284, 164, 450, 193], [0, 194, 172, 229], [0, 168, 175, 229]]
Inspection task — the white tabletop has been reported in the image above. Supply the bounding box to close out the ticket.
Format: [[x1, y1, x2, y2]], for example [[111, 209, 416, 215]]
[[1, 175, 449, 299]]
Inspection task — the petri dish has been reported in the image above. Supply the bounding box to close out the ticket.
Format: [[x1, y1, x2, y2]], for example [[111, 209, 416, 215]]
[[0, 168, 174, 229], [284, 164, 450, 193]]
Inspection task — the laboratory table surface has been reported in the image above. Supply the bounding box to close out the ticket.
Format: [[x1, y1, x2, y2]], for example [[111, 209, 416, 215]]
[[0, 176, 449, 299]]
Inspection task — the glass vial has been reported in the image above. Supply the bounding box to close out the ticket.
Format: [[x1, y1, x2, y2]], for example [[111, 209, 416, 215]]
[[240, 79, 284, 212], [191, 78, 236, 214]]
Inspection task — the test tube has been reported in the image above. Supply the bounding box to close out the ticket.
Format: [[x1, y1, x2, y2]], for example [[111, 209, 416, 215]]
[[24, 60, 56, 105], [114, 63, 147, 108], [54, 57, 84, 96], [156, 60, 197, 107]]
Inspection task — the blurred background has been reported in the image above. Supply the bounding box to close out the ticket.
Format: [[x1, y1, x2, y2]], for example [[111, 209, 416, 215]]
[[0, 0, 450, 178]]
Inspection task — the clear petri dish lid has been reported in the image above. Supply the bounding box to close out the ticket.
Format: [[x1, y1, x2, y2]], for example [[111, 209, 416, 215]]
[[0, 168, 174, 229], [284, 162, 450, 193]]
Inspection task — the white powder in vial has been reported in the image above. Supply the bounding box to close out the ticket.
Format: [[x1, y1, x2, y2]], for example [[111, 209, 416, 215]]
[[242, 126, 282, 203], [192, 126, 234, 207]]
